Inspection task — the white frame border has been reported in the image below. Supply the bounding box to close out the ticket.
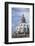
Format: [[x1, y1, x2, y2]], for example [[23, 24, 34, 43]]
[[8, 4, 33, 42]]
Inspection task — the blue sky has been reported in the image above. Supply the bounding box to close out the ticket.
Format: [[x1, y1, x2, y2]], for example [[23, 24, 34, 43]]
[[12, 8, 30, 32]]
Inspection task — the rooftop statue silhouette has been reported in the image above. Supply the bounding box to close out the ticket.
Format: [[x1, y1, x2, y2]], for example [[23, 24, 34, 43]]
[[21, 15, 26, 23]]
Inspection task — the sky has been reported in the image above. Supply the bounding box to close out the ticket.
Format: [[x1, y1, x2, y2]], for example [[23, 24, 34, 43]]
[[12, 8, 30, 32]]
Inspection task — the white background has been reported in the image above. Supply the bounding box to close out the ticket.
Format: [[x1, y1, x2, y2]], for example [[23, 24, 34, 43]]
[[0, 0, 35, 46]]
